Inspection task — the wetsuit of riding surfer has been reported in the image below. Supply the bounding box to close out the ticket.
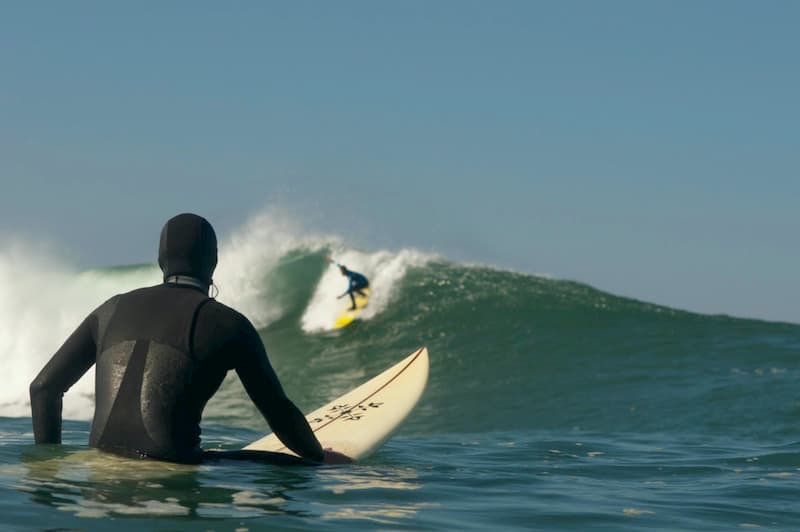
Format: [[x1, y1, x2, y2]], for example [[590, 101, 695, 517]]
[[336, 265, 369, 310], [30, 213, 349, 465]]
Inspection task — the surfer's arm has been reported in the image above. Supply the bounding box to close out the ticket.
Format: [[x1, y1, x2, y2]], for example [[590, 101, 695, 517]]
[[338, 281, 354, 298], [232, 322, 325, 462], [342, 275, 356, 296], [326, 257, 344, 269], [30, 314, 97, 444]]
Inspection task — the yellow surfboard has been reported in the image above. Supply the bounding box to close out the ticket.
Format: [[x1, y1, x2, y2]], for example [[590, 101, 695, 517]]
[[333, 288, 370, 329]]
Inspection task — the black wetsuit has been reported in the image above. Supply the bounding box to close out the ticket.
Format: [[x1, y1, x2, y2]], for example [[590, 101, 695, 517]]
[[30, 213, 324, 465], [30, 281, 323, 463], [340, 269, 369, 310]]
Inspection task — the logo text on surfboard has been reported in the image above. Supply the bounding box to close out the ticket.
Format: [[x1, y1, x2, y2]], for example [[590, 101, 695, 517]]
[[311, 402, 384, 423]]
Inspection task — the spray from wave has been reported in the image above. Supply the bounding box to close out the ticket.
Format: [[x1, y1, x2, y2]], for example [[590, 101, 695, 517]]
[[301, 249, 430, 332], [0, 239, 158, 419]]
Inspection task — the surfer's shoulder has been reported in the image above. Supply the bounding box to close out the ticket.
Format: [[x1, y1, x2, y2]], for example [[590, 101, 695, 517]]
[[200, 298, 256, 332], [91, 293, 123, 316]]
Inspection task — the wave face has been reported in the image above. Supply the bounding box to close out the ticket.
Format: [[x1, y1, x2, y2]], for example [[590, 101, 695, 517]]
[[3, 212, 799, 443]]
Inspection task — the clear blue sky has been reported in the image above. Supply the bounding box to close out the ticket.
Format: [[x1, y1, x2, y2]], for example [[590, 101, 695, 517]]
[[1, 1, 798, 323]]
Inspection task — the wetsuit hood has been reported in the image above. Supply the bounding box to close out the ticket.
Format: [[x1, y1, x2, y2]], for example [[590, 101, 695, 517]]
[[158, 213, 218, 285]]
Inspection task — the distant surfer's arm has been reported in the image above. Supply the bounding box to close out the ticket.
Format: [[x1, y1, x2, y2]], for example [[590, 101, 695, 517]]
[[30, 315, 97, 444], [339, 275, 356, 297], [233, 322, 325, 462]]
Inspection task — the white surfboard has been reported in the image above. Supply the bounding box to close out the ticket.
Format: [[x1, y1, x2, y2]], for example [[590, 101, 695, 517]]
[[244, 346, 429, 461]]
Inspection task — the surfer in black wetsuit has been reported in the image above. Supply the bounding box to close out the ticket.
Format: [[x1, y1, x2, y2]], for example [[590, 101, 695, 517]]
[[332, 261, 369, 311], [29, 213, 349, 465]]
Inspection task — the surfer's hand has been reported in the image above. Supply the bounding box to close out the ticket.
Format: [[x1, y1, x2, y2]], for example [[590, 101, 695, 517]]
[[322, 449, 352, 464]]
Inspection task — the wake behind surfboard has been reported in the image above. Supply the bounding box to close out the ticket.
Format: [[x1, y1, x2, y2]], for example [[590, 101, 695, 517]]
[[334, 288, 370, 329]]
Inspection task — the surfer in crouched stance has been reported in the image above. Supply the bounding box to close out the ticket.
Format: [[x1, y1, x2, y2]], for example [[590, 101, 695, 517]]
[[30, 213, 349, 465], [330, 258, 369, 310]]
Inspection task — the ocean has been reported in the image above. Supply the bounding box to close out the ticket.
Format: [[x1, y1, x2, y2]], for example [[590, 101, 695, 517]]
[[2, 216, 800, 531]]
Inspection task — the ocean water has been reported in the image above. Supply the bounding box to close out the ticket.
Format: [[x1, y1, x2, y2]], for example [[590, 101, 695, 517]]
[[2, 215, 800, 531]]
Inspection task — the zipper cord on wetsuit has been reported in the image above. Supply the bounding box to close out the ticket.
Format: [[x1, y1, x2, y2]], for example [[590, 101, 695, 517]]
[[165, 275, 208, 293]]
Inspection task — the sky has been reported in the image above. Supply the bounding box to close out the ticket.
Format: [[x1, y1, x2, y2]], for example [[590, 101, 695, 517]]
[[1, 1, 798, 324]]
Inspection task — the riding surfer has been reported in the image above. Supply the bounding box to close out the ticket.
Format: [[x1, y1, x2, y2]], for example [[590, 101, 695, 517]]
[[329, 257, 370, 310]]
